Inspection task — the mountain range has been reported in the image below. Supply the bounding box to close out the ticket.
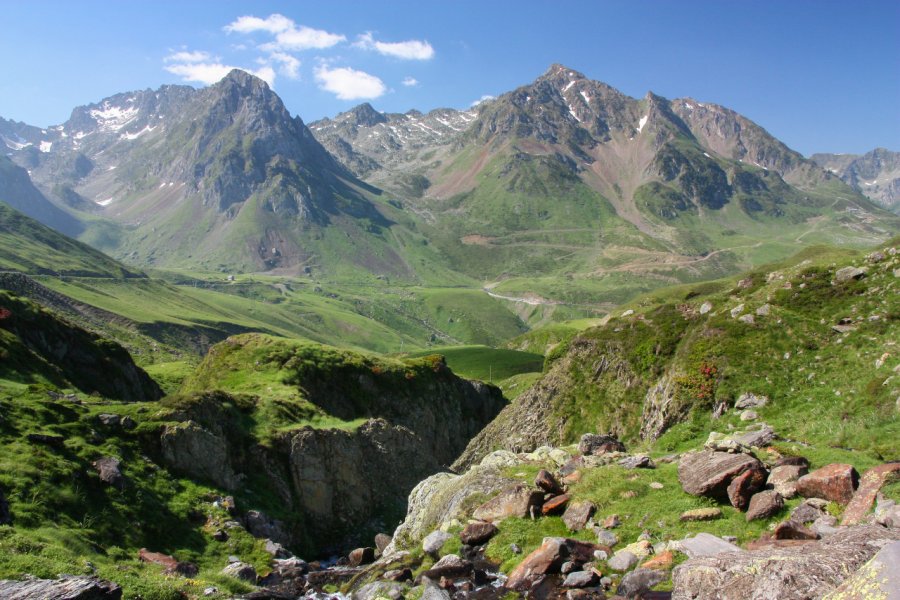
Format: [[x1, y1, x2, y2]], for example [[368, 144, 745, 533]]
[[1, 64, 897, 308], [811, 148, 900, 211]]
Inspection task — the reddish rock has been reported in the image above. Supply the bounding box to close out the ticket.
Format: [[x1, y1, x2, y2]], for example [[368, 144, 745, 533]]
[[841, 462, 900, 525], [139, 548, 178, 571], [473, 485, 544, 522], [460, 521, 498, 545], [746, 490, 784, 521], [348, 547, 375, 566], [641, 550, 675, 570], [773, 520, 818, 540], [535, 469, 565, 494], [796, 463, 859, 505], [726, 467, 767, 510], [562, 500, 596, 531], [505, 537, 602, 591], [542, 494, 570, 515], [678, 451, 764, 499], [602, 514, 621, 529], [773, 455, 810, 469]]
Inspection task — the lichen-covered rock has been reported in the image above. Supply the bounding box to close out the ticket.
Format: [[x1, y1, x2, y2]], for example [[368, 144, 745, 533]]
[[671, 525, 900, 600], [472, 484, 544, 523], [673, 533, 743, 558], [222, 561, 258, 582], [0, 575, 122, 599], [384, 462, 517, 555], [423, 530, 453, 555], [821, 540, 900, 599]]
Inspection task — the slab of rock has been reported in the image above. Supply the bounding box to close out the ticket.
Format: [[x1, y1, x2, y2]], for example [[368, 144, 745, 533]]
[[563, 500, 596, 532], [607, 550, 638, 571], [767, 464, 807, 499], [835, 266, 866, 283], [423, 531, 453, 555], [734, 424, 777, 448], [459, 522, 498, 546], [821, 540, 900, 599], [562, 571, 598, 588], [472, 485, 544, 522], [674, 533, 743, 559], [618, 568, 666, 598], [222, 561, 258, 582], [578, 433, 626, 456], [383, 568, 413, 582], [678, 451, 763, 499], [0, 575, 123, 599], [746, 490, 784, 521], [602, 514, 620, 529], [797, 464, 859, 505], [841, 462, 900, 525], [535, 469, 564, 494], [735, 393, 768, 409], [619, 455, 654, 469], [774, 455, 810, 469], [348, 547, 375, 567], [727, 467, 768, 510], [423, 554, 473, 580], [542, 494, 570, 515], [671, 525, 900, 600], [680, 508, 722, 522], [505, 537, 603, 590]]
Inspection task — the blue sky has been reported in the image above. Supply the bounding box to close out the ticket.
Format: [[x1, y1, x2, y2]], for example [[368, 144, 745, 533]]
[[1, 0, 897, 155]]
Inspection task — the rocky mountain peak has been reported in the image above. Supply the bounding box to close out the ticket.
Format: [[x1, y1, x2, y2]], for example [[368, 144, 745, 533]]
[[345, 103, 388, 127]]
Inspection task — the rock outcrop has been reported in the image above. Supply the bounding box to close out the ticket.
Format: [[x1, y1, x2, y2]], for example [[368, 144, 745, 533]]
[[0, 575, 122, 599], [672, 525, 900, 599]]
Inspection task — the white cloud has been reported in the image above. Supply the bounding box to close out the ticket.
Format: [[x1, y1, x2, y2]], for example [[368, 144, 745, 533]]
[[401, 77, 419, 87], [225, 13, 345, 51], [355, 32, 434, 60], [471, 94, 495, 107], [314, 65, 386, 100], [269, 52, 301, 79], [265, 26, 345, 51], [224, 14, 294, 34], [165, 50, 212, 63], [164, 50, 276, 87]]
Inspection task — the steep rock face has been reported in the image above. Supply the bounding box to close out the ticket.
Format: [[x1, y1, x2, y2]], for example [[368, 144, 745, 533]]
[[811, 148, 900, 211], [0, 156, 83, 236], [156, 336, 506, 553], [0, 290, 161, 401]]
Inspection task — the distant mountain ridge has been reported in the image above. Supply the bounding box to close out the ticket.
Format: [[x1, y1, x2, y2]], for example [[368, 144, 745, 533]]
[[811, 148, 900, 212], [0, 65, 896, 305]]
